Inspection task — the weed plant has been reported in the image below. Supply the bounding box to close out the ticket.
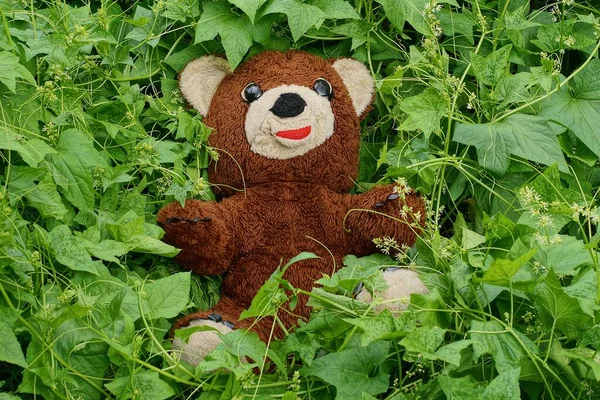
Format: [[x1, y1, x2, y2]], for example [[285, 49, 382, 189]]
[[0, 0, 600, 399]]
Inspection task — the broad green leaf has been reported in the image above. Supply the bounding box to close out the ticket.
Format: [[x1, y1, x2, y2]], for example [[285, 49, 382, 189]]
[[105, 371, 175, 400], [195, 1, 253, 68], [263, 0, 325, 42], [241, 252, 319, 319], [438, 375, 485, 399], [8, 167, 67, 220], [400, 326, 446, 359], [438, 9, 475, 44], [564, 268, 596, 316], [399, 88, 448, 138], [228, 0, 268, 22], [345, 309, 416, 346], [482, 368, 521, 399], [107, 211, 179, 257], [124, 6, 166, 47], [279, 332, 320, 365], [301, 337, 390, 400], [375, 0, 457, 35], [496, 72, 532, 107], [470, 45, 512, 86], [49, 225, 100, 275], [470, 320, 538, 374], [479, 248, 538, 288], [142, 272, 190, 319], [379, 67, 404, 95], [435, 340, 473, 366], [331, 20, 373, 50], [0, 51, 35, 92], [534, 235, 594, 275], [551, 342, 600, 383], [309, 0, 360, 20], [0, 128, 56, 167], [532, 269, 592, 339], [49, 129, 106, 211], [504, 5, 539, 48], [219, 329, 268, 368], [453, 114, 568, 175], [0, 322, 27, 368], [540, 59, 600, 158]]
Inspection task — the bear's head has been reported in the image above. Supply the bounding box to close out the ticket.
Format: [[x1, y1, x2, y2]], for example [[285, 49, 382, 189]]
[[179, 50, 375, 194]]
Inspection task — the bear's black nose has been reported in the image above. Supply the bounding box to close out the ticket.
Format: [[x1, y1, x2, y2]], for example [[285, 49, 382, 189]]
[[270, 93, 306, 118]]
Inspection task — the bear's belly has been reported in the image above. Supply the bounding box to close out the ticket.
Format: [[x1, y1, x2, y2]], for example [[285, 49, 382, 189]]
[[221, 182, 347, 305]]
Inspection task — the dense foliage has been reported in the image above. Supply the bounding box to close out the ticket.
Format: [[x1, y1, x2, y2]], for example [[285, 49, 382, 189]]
[[1, 0, 599, 398]]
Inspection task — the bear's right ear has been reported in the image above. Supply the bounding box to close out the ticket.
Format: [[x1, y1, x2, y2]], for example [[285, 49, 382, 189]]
[[179, 56, 231, 117]]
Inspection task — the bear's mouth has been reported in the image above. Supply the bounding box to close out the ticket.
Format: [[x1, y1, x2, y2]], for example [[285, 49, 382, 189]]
[[275, 126, 311, 140]]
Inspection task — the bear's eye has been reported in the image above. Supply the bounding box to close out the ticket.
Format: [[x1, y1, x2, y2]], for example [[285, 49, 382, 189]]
[[242, 83, 263, 103], [313, 78, 333, 100]]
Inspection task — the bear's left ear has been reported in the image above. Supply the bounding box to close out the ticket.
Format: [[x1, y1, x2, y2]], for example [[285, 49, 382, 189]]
[[179, 56, 232, 117], [332, 58, 375, 118]]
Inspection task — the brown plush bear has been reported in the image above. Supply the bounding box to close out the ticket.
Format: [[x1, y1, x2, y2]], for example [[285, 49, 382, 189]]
[[157, 50, 427, 365]]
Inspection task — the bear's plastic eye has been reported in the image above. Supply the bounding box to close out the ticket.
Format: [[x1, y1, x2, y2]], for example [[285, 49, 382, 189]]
[[313, 78, 333, 100], [242, 83, 263, 103]]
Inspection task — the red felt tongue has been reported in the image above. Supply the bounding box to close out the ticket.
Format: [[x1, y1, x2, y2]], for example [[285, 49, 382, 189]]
[[276, 126, 311, 140]]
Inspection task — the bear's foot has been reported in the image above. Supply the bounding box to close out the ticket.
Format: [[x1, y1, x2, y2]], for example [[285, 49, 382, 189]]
[[355, 268, 428, 312], [172, 314, 235, 366]]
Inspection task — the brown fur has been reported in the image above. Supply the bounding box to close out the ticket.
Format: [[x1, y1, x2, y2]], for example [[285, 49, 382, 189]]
[[158, 51, 425, 341]]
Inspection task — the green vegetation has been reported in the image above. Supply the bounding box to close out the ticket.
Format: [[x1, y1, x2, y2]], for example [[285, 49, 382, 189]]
[[1, 0, 599, 398]]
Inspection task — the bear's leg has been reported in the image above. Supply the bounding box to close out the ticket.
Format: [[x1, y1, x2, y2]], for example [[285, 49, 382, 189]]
[[355, 268, 428, 313], [171, 296, 249, 365]]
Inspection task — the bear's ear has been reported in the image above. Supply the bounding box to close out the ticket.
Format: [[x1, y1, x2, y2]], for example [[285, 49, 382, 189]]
[[332, 58, 375, 118], [179, 56, 232, 117]]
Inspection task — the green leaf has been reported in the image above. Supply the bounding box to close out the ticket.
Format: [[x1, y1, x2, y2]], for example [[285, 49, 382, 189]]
[[482, 368, 521, 399], [438, 9, 475, 44], [105, 371, 175, 400], [504, 5, 539, 48], [8, 167, 67, 220], [532, 269, 592, 339], [496, 72, 532, 107], [399, 88, 448, 138], [228, 0, 268, 22], [279, 332, 320, 365], [438, 375, 485, 399], [435, 340, 473, 366], [49, 129, 106, 211], [240, 252, 319, 319], [534, 235, 594, 276], [470, 320, 538, 373], [0, 51, 35, 92], [0, 322, 27, 368], [400, 326, 446, 359], [345, 309, 416, 346], [107, 211, 179, 257], [470, 45, 513, 86], [142, 272, 190, 319], [453, 114, 568, 175], [49, 225, 100, 275], [309, 0, 360, 20], [540, 59, 600, 158], [263, 0, 325, 42], [301, 337, 390, 400], [376, 0, 452, 35], [194, 1, 253, 68], [219, 329, 268, 368], [479, 248, 538, 288], [124, 6, 166, 48], [0, 128, 56, 167]]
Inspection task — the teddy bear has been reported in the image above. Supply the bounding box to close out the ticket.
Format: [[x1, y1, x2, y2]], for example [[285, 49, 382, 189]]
[[157, 50, 428, 366]]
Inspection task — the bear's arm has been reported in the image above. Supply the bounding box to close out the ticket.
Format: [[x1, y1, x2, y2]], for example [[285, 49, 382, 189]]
[[157, 198, 242, 275], [341, 184, 426, 256]]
